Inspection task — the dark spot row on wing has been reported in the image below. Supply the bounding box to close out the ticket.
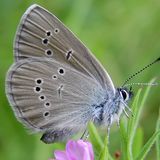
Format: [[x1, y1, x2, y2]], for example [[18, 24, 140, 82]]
[[42, 27, 74, 61]]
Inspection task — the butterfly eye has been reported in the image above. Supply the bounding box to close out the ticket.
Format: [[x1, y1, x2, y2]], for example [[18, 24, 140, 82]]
[[120, 89, 129, 101], [45, 49, 53, 57], [34, 86, 42, 93], [54, 28, 59, 34], [58, 68, 65, 75], [46, 30, 52, 37]]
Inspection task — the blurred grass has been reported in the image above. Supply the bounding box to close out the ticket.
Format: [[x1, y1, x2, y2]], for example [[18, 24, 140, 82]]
[[0, 0, 159, 160]]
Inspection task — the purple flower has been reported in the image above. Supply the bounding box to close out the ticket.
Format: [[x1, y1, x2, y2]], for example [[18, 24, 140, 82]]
[[53, 140, 94, 160]]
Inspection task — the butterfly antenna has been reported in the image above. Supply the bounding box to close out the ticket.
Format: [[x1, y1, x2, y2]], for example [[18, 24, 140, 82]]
[[123, 82, 159, 87], [122, 57, 160, 87]]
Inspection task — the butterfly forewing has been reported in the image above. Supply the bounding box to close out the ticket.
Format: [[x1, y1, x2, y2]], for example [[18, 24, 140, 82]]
[[14, 4, 115, 92], [6, 58, 106, 132]]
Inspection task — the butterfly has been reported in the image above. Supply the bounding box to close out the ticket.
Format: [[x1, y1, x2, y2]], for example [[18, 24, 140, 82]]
[[6, 4, 159, 144]]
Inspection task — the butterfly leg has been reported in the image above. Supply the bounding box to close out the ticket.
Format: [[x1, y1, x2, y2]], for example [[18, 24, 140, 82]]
[[80, 129, 89, 140], [125, 105, 134, 117], [107, 116, 112, 143], [116, 117, 120, 128], [123, 108, 129, 118], [121, 100, 134, 117]]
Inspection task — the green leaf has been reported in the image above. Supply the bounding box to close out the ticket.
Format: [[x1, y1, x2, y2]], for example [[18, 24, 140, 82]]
[[88, 122, 104, 157], [126, 78, 156, 160], [120, 118, 128, 160], [127, 89, 142, 160], [132, 127, 143, 158], [156, 108, 160, 160], [88, 122, 114, 160], [135, 131, 160, 160], [98, 138, 109, 160]]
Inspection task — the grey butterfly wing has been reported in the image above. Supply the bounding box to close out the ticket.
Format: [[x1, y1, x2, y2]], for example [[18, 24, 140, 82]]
[[14, 4, 115, 92], [6, 58, 106, 142]]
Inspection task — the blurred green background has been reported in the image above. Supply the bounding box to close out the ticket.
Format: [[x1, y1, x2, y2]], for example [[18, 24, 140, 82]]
[[0, 0, 159, 159]]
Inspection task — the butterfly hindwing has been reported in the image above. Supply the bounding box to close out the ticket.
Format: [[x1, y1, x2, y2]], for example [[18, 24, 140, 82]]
[[6, 58, 106, 134]]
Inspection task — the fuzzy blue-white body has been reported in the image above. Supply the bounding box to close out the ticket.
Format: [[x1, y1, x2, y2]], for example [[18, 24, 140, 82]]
[[92, 88, 132, 126]]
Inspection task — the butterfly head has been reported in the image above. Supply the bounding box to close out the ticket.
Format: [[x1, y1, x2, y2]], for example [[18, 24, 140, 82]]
[[101, 86, 133, 127], [117, 87, 133, 103]]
